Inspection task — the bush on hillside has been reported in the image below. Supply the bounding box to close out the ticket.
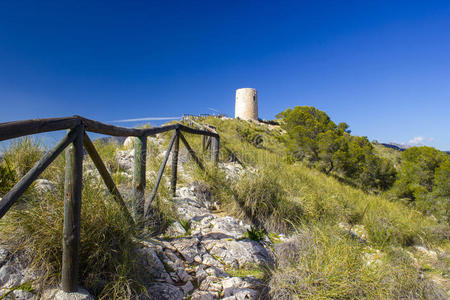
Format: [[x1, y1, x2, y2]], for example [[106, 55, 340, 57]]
[[2, 137, 43, 179], [276, 106, 396, 190], [393, 146, 449, 222], [231, 170, 303, 232], [235, 125, 264, 148], [0, 137, 44, 199], [0, 163, 15, 196]]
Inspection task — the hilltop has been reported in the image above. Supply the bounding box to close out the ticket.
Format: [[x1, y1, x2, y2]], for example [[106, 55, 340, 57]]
[[0, 114, 448, 299]]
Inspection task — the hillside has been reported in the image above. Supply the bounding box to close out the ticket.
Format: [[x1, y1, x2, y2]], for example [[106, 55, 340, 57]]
[[0, 117, 449, 299]]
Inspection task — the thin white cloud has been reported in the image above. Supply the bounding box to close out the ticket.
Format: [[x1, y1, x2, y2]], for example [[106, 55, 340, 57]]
[[111, 116, 182, 123], [208, 107, 220, 113], [408, 136, 434, 145]]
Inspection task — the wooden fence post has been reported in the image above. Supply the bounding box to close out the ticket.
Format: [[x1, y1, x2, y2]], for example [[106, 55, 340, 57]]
[[133, 136, 147, 219], [62, 125, 84, 292], [211, 135, 220, 164], [170, 129, 180, 197], [201, 135, 206, 152]]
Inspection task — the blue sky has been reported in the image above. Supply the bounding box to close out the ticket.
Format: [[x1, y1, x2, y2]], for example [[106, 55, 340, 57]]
[[0, 1, 449, 149]]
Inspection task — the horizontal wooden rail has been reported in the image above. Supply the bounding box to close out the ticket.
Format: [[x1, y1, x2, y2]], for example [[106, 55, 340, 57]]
[[0, 117, 81, 142], [75, 115, 180, 137], [178, 124, 218, 137], [0, 116, 219, 142]]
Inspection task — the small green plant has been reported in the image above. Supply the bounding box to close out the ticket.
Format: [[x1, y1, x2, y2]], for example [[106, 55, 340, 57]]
[[245, 226, 265, 241], [179, 219, 191, 235]]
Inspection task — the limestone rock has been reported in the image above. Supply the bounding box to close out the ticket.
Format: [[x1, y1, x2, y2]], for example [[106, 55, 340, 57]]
[[209, 216, 250, 239], [338, 222, 368, 242], [42, 288, 94, 300], [165, 221, 187, 237], [0, 264, 21, 287], [174, 197, 212, 221], [123, 136, 135, 149], [202, 253, 223, 268], [205, 266, 230, 278], [363, 246, 384, 267], [141, 283, 183, 300], [176, 267, 193, 282], [199, 276, 222, 292], [191, 290, 219, 300], [137, 247, 173, 284], [180, 280, 194, 295], [171, 237, 201, 264], [34, 179, 54, 192], [414, 245, 438, 260], [7, 290, 35, 300], [0, 246, 8, 264], [116, 149, 134, 172], [222, 277, 261, 299], [204, 238, 273, 269], [194, 265, 209, 283]]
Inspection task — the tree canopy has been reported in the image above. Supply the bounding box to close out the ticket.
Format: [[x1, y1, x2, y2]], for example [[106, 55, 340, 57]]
[[277, 106, 396, 190]]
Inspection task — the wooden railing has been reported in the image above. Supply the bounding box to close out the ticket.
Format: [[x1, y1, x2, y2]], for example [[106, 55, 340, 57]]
[[0, 115, 219, 292]]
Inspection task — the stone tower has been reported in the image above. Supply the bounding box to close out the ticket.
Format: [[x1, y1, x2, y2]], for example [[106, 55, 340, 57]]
[[235, 88, 258, 121]]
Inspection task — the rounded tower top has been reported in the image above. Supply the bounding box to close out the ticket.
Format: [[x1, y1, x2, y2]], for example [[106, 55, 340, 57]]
[[235, 88, 258, 121]]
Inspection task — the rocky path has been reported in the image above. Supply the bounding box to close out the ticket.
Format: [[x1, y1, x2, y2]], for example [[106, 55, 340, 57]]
[[136, 183, 275, 300]]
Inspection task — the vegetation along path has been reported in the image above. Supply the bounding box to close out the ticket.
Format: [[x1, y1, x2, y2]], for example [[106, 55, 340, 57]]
[[0, 113, 449, 299]]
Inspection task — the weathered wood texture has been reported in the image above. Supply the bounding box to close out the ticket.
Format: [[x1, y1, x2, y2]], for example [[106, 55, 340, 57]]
[[76, 115, 179, 137], [205, 137, 211, 151], [144, 131, 178, 216], [0, 116, 219, 141], [133, 136, 147, 219], [170, 130, 180, 197], [83, 133, 134, 224], [0, 129, 77, 219], [178, 124, 218, 137], [0, 117, 80, 142], [179, 133, 204, 170], [62, 125, 84, 292], [211, 136, 220, 163]]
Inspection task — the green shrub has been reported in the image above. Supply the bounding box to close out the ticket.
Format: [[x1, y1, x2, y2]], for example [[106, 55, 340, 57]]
[[277, 106, 397, 191], [0, 137, 44, 200], [2, 137, 43, 179], [245, 226, 265, 241], [0, 163, 15, 196], [235, 125, 264, 147], [232, 169, 303, 232], [392, 146, 449, 222]]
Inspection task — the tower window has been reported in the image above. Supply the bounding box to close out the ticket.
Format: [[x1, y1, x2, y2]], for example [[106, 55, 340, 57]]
[[253, 95, 256, 102]]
